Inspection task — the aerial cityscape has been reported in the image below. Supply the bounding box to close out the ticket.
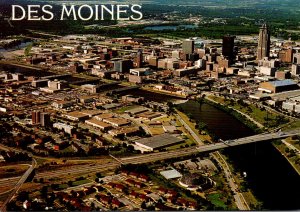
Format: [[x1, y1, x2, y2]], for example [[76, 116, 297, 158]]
[[0, 0, 300, 211]]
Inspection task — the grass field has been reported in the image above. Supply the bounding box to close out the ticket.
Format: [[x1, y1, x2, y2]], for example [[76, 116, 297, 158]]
[[114, 105, 138, 114], [72, 179, 91, 186], [176, 109, 212, 143], [273, 139, 300, 175], [207, 193, 227, 209], [0, 164, 29, 178], [282, 120, 300, 130]]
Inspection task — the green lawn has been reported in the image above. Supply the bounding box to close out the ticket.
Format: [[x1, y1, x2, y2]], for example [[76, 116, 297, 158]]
[[207, 193, 227, 209], [273, 140, 300, 175], [60, 146, 75, 154], [58, 184, 68, 189], [72, 179, 91, 186], [209, 96, 289, 128], [282, 120, 300, 130], [114, 105, 138, 114], [166, 139, 196, 151]]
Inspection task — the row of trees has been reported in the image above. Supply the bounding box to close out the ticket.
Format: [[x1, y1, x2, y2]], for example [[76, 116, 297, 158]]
[[0, 150, 31, 162]]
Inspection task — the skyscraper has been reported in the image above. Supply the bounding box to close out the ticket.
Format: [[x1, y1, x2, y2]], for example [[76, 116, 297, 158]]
[[182, 39, 195, 55], [222, 35, 235, 63], [135, 49, 143, 68], [32, 111, 40, 125], [40, 113, 51, 127], [257, 24, 271, 60]]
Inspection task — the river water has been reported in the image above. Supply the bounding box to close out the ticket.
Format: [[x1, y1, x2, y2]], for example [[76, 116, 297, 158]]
[[0, 41, 32, 53], [178, 100, 300, 210]]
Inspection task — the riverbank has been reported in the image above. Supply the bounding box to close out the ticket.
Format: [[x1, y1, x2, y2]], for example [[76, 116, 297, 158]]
[[273, 139, 300, 175], [203, 97, 263, 133], [205, 95, 291, 129], [141, 87, 188, 99], [204, 95, 300, 176], [176, 101, 261, 209], [177, 99, 300, 210]]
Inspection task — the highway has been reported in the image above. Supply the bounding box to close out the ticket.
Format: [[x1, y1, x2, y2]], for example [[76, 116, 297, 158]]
[[0, 129, 299, 211], [120, 129, 300, 164], [2, 130, 299, 182], [212, 152, 250, 210], [0, 159, 37, 212], [35, 162, 120, 179]]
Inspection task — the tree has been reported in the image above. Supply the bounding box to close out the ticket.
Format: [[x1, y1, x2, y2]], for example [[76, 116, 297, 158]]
[[127, 145, 135, 152], [141, 201, 147, 209], [96, 172, 102, 178], [197, 122, 208, 130], [285, 147, 290, 153], [41, 186, 48, 198], [17, 191, 29, 202]]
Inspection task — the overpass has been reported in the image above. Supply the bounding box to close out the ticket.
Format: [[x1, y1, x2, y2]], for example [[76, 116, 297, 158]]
[[0, 129, 299, 210], [0, 158, 37, 212], [120, 129, 300, 164]]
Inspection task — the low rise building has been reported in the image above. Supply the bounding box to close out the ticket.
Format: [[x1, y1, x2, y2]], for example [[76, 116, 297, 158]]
[[53, 123, 74, 134], [135, 134, 184, 152], [85, 119, 113, 131], [259, 79, 299, 93], [65, 111, 90, 122], [52, 101, 74, 109], [103, 117, 131, 127]]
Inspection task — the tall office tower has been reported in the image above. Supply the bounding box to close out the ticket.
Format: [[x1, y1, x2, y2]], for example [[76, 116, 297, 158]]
[[32, 111, 40, 125], [40, 113, 51, 127], [135, 49, 143, 68], [222, 35, 235, 62], [257, 24, 271, 60], [182, 39, 195, 55]]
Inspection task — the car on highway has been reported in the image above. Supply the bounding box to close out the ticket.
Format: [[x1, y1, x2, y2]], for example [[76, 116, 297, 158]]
[[224, 139, 235, 144]]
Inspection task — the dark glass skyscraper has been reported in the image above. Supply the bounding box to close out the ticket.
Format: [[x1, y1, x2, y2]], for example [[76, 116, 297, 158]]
[[222, 35, 235, 62], [257, 24, 271, 60]]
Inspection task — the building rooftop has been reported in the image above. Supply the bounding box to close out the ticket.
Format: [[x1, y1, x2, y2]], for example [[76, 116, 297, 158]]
[[160, 169, 182, 179], [105, 117, 131, 126], [80, 110, 102, 116], [125, 107, 149, 115], [66, 111, 89, 118], [102, 103, 122, 110], [85, 119, 112, 128], [95, 113, 114, 120], [135, 134, 184, 150], [270, 79, 297, 87]]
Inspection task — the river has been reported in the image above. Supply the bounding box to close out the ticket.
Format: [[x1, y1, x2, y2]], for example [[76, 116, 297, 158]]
[[178, 100, 300, 210], [0, 41, 32, 53], [143, 24, 197, 31]]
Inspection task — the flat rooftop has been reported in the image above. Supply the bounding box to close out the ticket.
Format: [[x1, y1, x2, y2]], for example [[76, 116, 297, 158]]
[[135, 134, 184, 150], [125, 107, 149, 115], [272, 90, 300, 100], [269, 79, 297, 87], [85, 119, 112, 128], [160, 169, 182, 179], [66, 111, 89, 118]]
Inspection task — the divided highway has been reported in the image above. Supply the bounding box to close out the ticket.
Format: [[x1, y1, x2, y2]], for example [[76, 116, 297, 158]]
[[120, 129, 300, 164], [0, 159, 37, 212], [0, 129, 299, 211]]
